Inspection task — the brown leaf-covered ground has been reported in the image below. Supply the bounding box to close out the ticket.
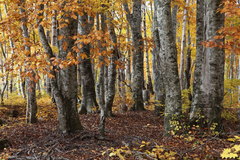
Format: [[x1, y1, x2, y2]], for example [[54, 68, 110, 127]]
[[0, 104, 238, 160]]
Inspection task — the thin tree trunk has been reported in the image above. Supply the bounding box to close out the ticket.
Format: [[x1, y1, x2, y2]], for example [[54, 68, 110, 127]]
[[119, 68, 127, 112], [184, 29, 192, 91], [125, 25, 131, 84], [105, 13, 119, 116], [179, 0, 190, 90], [143, 5, 153, 94], [20, 0, 37, 123], [1, 74, 8, 105], [98, 13, 107, 137]]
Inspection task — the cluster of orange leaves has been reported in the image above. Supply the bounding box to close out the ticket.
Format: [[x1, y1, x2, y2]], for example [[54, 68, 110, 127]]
[[0, 0, 120, 81], [202, 0, 240, 56]]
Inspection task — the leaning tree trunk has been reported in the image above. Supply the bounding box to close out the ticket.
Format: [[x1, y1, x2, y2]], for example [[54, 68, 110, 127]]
[[157, 0, 182, 133], [191, 0, 225, 130], [124, 0, 145, 111], [44, 10, 58, 97], [78, 13, 98, 114], [20, 0, 37, 124], [38, 4, 82, 133], [105, 13, 119, 117]]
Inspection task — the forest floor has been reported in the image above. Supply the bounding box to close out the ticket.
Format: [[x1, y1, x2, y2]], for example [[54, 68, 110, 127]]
[[0, 103, 239, 160]]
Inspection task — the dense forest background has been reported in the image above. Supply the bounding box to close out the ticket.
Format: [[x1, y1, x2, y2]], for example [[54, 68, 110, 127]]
[[0, 0, 240, 159]]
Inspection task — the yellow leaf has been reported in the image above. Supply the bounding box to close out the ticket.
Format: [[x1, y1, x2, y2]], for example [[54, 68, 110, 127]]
[[109, 152, 116, 157]]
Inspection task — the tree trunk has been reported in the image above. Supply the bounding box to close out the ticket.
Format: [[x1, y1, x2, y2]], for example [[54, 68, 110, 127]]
[[105, 13, 118, 116], [124, 0, 145, 111], [46, 76, 51, 95], [51, 10, 58, 47], [119, 68, 127, 112], [125, 25, 131, 85], [157, 0, 182, 133], [190, 0, 205, 122], [190, 0, 225, 130], [179, 0, 190, 90], [152, 0, 165, 115], [97, 13, 107, 137], [171, 5, 178, 42], [0, 74, 8, 105], [38, 4, 82, 133], [20, 0, 37, 123], [143, 5, 153, 94], [184, 29, 192, 91], [78, 13, 98, 114]]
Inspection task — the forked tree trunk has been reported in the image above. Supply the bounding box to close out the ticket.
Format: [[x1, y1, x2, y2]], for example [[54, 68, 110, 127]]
[[38, 4, 82, 133]]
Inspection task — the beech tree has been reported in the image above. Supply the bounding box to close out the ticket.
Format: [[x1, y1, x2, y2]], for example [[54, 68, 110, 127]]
[[123, 0, 145, 111], [152, 0, 165, 115], [0, 0, 231, 137], [19, 0, 37, 123], [37, 2, 82, 133], [190, 0, 225, 130], [156, 0, 182, 132], [78, 13, 98, 114]]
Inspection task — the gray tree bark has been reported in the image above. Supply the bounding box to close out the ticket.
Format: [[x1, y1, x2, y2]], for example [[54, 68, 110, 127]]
[[45, 10, 58, 97], [38, 4, 82, 133], [190, 0, 225, 130], [97, 13, 107, 137], [105, 13, 119, 116], [152, 0, 165, 115], [190, 0, 205, 122], [171, 5, 178, 42], [124, 0, 145, 111], [157, 0, 182, 133], [119, 67, 127, 112], [78, 13, 98, 114]]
